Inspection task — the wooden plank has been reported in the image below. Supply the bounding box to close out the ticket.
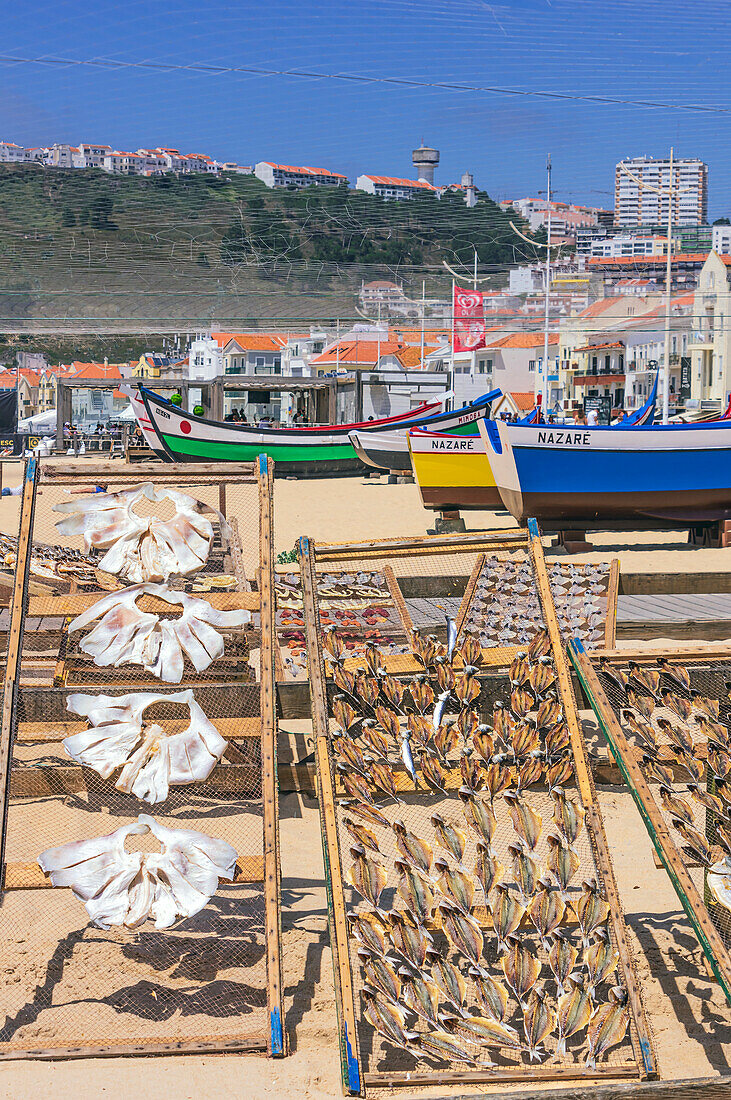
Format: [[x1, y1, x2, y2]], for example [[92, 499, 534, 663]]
[[16, 716, 262, 743], [299, 536, 362, 1097], [341, 645, 520, 674], [8, 855, 264, 889], [364, 1064, 641, 1088], [39, 460, 257, 483], [451, 1074, 731, 1100], [591, 644, 731, 663], [7, 763, 265, 798], [454, 552, 485, 635], [382, 565, 414, 635], [314, 529, 528, 559], [620, 571, 731, 596], [618, 621, 731, 643], [257, 454, 285, 1058], [605, 558, 620, 649], [27, 591, 259, 617], [0, 1036, 268, 1061], [0, 456, 38, 892], [570, 640, 731, 1006], [529, 525, 655, 1079]]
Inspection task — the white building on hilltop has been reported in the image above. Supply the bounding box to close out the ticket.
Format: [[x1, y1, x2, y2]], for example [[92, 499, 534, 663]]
[[614, 156, 708, 227], [254, 162, 348, 189], [356, 174, 438, 200]]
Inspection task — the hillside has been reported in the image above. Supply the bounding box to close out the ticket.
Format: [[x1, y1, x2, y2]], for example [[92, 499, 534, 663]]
[[0, 165, 542, 334]]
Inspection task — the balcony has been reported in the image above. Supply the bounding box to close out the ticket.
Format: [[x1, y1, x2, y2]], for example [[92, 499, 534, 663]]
[[573, 373, 626, 386]]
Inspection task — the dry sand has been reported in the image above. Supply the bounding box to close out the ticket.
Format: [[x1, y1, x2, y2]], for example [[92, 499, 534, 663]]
[[0, 459, 730, 1098]]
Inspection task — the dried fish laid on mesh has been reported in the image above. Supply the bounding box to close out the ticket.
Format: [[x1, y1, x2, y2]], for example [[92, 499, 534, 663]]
[[549, 562, 610, 648], [64, 689, 227, 803], [460, 555, 544, 649], [323, 621, 632, 1075], [54, 482, 231, 583], [37, 814, 237, 930], [67, 582, 251, 681]]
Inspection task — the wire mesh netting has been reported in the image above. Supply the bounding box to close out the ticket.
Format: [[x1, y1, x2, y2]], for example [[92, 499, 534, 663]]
[[0, 459, 278, 1056], [306, 538, 645, 1090], [594, 653, 731, 952]]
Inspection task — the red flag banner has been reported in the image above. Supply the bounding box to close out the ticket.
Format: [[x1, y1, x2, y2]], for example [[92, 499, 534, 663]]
[[453, 285, 486, 352]]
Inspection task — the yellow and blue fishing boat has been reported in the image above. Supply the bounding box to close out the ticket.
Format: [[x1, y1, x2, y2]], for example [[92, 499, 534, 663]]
[[408, 423, 502, 510]]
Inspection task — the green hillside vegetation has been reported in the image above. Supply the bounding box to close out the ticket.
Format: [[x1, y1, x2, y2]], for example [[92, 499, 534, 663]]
[[0, 164, 543, 333]]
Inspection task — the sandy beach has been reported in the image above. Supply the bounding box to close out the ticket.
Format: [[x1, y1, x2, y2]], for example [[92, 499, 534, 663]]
[[0, 459, 730, 1098]]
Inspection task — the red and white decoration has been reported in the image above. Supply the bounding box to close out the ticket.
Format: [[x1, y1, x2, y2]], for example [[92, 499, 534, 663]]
[[453, 285, 486, 353]]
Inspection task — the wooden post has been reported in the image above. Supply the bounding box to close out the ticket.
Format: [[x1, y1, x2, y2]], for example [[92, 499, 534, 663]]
[[605, 558, 620, 649], [299, 535, 362, 1096], [569, 639, 731, 1006], [528, 520, 656, 1077], [218, 482, 227, 519], [328, 382, 337, 425], [257, 455, 285, 1056], [0, 456, 37, 890]]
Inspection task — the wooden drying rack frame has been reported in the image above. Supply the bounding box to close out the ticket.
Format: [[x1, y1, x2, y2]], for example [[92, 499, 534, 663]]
[[0, 456, 286, 1060], [299, 524, 654, 1095], [569, 638, 731, 1006]]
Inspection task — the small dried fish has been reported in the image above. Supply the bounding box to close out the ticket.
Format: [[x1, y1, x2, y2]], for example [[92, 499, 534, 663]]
[[642, 754, 676, 787], [469, 967, 510, 1024], [598, 658, 629, 694], [658, 657, 691, 693], [457, 707, 479, 743], [657, 718, 694, 757], [523, 987, 555, 1062], [512, 721, 540, 758], [527, 885, 566, 949], [460, 753, 486, 793], [473, 726, 496, 763], [510, 651, 531, 687], [536, 695, 562, 731], [369, 759, 400, 802], [392, 819, 432, 874], [416, 1028, 482, 1067], [355, 672, 381, 709], [407, 713, 432, 751], [707, 858, 731, 910], [388, 910, 433, 969], [474, 842, 504, 903], [693, 694, 720, 720], [484, 761, 513, 800], [439, 899, 485, 972], [627, 689, 655, 721], [358, 949, 401, 1003], [687, 783, 724, 815], [585, 987, 629, 1070], [400, 967, 441, 1026], [551, 789, 585, 853], [363, 989, 417, 1051], [510, 687, 533, 719], [585, 929, 620, 996], [333, 737, 367, 774], [399, 729, 418, 788], [349, 911, 388, 955], [546, 756, 574, 794], [343, 816, 380, 852], [445, 1011, 521, 1052], [333, 696, 358, 732], [661, 690, 692, 723], [339, 768, 377, 806], [573, 879, 611, 949], [556, 973, 593, 1057], [420, 750, 447, 794], [342, 800, 390, 830], [529, 658, 556, 698], [380, 675, 404, 711], [431, 813, 467, 863], [492, 701, 514, 741], [408, 674, 435, 715], [435, 857, 475, 916], [491, 883, 526, 954], [432, 689, 451, 735], [546, 834, 580, 900], [505, 791, 542, 851], [528, 628, 551, 660], [394, 859, 435, 924], [323, 626, 344, 660], [454, 670, 481, 706], [433, 722, 459, 763], [509, 843, 540, 902], [517, 756, 544, 792], [548, 930, 579, 996], [347, 845, 387, 910], [622, 710, 658, 752], [460, 790, 497, 847], [333, 664, 356, 696], [360, 720, 391, 761], [628, 662, 660, 699], [374, 705, 400, 741], [428, 950, 468, 1015], [544, 721, 571, 756], [502, 939, 540, 1009], [672, 818, 713, 866], [658, 785, 694, 826]]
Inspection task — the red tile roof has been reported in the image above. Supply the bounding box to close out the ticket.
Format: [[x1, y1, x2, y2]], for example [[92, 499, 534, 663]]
[[510, 392, 537, 411], [588, 252, 721, 267], [362, 175, 437, 191], [578, 298, 628, 318], [262, 162, 348, 179], [487, 332, 559, 350], [67, 362, 124, 380], [311, 340, 405, 366], [574, 341, 625, 353], [214, 333, 287, 351]]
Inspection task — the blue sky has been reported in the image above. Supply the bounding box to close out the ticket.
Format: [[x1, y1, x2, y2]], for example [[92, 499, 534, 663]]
[[1, 0, 728, 214]]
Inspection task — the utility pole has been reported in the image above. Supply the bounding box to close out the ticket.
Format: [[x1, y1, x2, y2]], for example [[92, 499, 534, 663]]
[[510, 155, 554, 413], [420, 280, 426, 367], [618, 147, 690, 423]]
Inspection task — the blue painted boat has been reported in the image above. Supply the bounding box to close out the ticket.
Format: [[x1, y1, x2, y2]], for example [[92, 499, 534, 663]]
[[477, 415, 731, 525]]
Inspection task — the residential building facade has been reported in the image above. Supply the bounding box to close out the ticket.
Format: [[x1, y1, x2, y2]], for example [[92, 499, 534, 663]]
[[356, 175, 438, 200], [614, 156, 708, 227], [690, 251, 731, 409], [254, 162, 348, 189]]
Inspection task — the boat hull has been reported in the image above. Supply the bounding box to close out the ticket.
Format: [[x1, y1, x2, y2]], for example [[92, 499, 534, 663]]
[[139, 388, 445, 474], [480, 419, 731, 524], [408, 429, 501, 511]]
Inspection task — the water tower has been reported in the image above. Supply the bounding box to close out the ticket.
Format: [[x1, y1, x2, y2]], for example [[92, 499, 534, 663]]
[[412, 142, 440, 185]]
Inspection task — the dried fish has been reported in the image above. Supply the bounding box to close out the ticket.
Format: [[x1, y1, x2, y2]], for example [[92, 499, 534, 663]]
[[545, 721, 571, 756], [409, 674, 435, 715], [431, 813, 467, 863], [529, 658, 556, 698], [672, 818, 713, 866], [707, 858, 731, 910], [661, 690, 692, 722], [349, 911, 388, 956], [333, 696, 358, 733], [492, 701, 514, 742], [658, 785, 694, 826], [343, 816, 380, 853], [333, 736, 367, 774], [687, 784, 724, 816], [641, 754, 676, 787], [369, 759, 400, 802], [509, 843, 540, 902], [585, 987, 629, 1070], [388, 910, 433, 969], [584, 929, 620, 995], [628, 662, 660, 699], [546, 834, 580, 900], [454, 670, 481, 706], [380, 675, 404, 711], [394, 859, 435, 925], [428, 950, 469, 1014], [439, 899, 485, 972], [363, 988, 417, 1051], [446, 1011, 521, 1051], [347, 845, 387, 910], [512, 721, 540, 759], [556, 973, 593, 1057], [536, 695, 562, 731], [501, 939, 540, 1009], [517, 756, 544, 792], [657, 718, 694, 757], [693, 694, 720, 720], [416, 1028, 481, 1066], [551, 789, 585, 853], [548, 930, 579, 996], [658, 657, 691, 693], [528, 628, 551, 660], [599, 658, 629, 694], [626, 689, 655, 721], [433, 722, 459, 763], [573, 879, 611, 949], [527, 885, 566, 948], [342, 799, 390, 829], [505, 791, 542, 851], [523, 987, 555, 1062], [460, 753, 486, 793], [473, 726, 496, 763], [323, 625, 344, 660], [546, 757, 574, 794], [360, 720, 390, 760], [510, 687, 533, 719], [474, 842, 504, 904], [392, 820, 432, 875], [432, 689, 451, 735], [375, 705, 400, 742], [400, 967, 441, 1026], [622, 711, 658, 753], [355, 672, 381, 709], [510, 652, 531, 687], [435, 656, 456, 693], [491, 883, 526, 954], [484, 760, 513, 800], [358, 949, 401, 1003], [434, 857, 475, 915], [420, 750, 448, 794], [407, 713, 432, 751], [460, 791, 497, 847]]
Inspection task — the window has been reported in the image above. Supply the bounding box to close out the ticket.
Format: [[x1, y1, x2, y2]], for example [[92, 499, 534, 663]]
[[591, 356, 598, 373], [604, 355, 611, 372], [477, 358, 493, 374], [528, 360, 535, 372], [273, 355, 282, 374], [619, 355, 624, 370], [255, 356, 265, 368]]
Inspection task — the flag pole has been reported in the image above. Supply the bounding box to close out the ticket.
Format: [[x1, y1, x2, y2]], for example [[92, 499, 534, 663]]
[[450, 278, 455, 412], [543, 154, 552, 413]]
